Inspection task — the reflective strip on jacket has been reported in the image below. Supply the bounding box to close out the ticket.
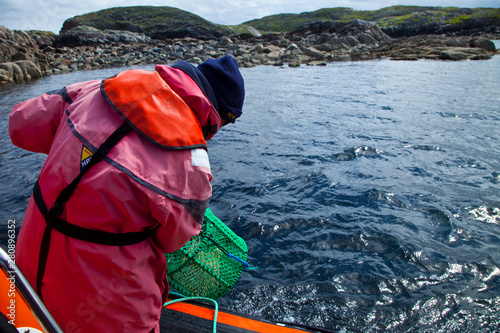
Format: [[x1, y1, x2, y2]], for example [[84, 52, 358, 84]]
[[9, 65, 222, 332]]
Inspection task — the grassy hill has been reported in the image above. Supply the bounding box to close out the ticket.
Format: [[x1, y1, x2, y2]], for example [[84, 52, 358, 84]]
[[61, 5, 500, 38], [61, 6, 232, 38], [62, 6, 213, 31], [244, 6, 500, 33]]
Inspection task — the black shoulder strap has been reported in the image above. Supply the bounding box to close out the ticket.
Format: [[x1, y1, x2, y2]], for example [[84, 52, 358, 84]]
[[46, 121, 132, 218], [33, 122, 158, 298]]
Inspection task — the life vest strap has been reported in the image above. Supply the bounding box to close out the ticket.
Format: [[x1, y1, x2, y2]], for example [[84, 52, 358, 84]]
[[33, 179, 48, 215], [32, 121, 157, 299], [49, 121, 132, 218], [33, 181, 157, 246]]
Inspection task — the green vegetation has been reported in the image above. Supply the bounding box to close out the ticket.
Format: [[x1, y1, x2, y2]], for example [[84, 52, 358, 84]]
[[242, 9, 357, 32], [25, 30, 56, 44], [62, 6, 227, 34], [25, 30, 56, 39], [61, 5, 500, 36], [244, 6, 500, 33], [470, 7, 500, 20]]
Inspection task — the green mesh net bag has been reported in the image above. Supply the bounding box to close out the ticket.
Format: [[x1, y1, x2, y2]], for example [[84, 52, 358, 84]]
[[165, 208, 248, 299]]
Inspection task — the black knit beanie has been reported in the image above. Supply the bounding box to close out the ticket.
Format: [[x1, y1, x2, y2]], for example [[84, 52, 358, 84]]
[[197, 55, 245, 123]]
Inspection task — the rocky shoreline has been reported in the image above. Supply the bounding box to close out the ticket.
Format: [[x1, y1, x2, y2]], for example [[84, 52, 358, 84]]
[[1, 20, 498, 85]]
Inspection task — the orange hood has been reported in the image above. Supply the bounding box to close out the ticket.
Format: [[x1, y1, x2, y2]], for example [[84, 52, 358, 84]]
[[101, 69, 208, 149]]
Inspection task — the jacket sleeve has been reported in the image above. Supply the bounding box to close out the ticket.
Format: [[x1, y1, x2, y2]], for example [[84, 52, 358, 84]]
[[9, 87, 73, 154], [148, 149, 213, 253], [151, 198, 206, 253]]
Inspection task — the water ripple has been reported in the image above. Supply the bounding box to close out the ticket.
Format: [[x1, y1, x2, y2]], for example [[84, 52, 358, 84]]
[[3, 59, 500, 333]]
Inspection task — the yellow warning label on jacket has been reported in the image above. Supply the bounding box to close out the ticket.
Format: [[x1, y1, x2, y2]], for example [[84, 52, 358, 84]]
[[80, 145, 94, 172]]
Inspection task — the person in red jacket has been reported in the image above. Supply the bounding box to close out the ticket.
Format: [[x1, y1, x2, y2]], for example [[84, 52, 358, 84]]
[[9, 55, 245, 332]]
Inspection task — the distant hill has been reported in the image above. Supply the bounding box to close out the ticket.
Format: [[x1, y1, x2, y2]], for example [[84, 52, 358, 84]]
[[61, 5, 500, 39], [244, 6, 500, 36], [61, 6, 233, 39]]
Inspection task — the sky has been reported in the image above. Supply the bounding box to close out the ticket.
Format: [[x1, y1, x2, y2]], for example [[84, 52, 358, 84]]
[[1, 0, 499, 34]]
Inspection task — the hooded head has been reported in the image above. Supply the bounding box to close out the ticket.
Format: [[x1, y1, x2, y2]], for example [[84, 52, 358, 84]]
[[197, 55, 245, 124]]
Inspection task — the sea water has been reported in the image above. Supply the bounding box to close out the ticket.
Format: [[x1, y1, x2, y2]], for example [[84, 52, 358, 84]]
[[1, 54, 499, 332]]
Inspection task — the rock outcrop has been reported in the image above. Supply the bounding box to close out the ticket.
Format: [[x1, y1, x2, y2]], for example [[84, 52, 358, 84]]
[[60, 6, 232, 41], [377, 35, 496, 60], [382, 17, 500, 38], [53, 26, 153, 47], [0, 26, 51, 84], [0, 18, 497, 85]]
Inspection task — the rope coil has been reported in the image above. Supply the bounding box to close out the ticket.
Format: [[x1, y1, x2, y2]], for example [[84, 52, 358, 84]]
[[164, 292, 219, 333]]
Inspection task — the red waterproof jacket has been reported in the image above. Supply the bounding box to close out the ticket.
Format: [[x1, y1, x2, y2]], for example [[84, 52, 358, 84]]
[[9, 65, 222, 332]]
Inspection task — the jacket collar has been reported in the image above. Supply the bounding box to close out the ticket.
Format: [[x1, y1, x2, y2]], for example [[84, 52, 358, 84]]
[[101, 69, 208, 149], [155, 63, 221, 140]]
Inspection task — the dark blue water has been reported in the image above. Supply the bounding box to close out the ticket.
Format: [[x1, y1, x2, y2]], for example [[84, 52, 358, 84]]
[[1, 54, 499, 332]]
